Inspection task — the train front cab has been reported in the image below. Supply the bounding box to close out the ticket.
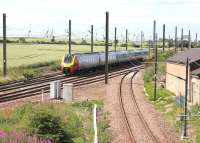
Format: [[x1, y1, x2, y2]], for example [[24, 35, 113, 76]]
[[61, 55, 79, 75]]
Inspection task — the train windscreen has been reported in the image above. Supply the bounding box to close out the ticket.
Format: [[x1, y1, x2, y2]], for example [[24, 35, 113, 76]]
[[64, 55, 73, 63]]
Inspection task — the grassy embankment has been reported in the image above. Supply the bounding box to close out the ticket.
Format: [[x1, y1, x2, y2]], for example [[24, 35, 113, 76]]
[[0, 100, 109, 143], [144, 50, 200, 142]]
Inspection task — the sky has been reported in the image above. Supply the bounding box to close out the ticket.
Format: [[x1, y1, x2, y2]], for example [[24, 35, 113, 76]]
[[0, 0, 200, 40]]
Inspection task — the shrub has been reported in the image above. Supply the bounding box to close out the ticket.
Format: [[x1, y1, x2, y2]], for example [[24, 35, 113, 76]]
[[28, 111, 72, 143], [132, 42, 140, 48], [0, 129, 53, 143], [80, 39, 88, 45], [51, 36, 55, 43], [19, 37, 26, 43], [120, 43, 127, 47]]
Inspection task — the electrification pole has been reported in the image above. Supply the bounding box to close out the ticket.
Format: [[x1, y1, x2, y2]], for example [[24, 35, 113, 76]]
[[163, 24, 165, 52], [68, 20, 71, 55], [114, 27, 117, 52], [183, 57, 189, 137], [153, 20, 157, 101], [188, 30, 191, 49], [141, 31, 143, 48], [181, 28, 183, 51], [169, 35, 171, 50], [196, 33, 198, 48], [148, 40, 151, 59], [105, 12, 109, 84], [126, 29, 128, 50], [3, 13, 7, 77], [175, 26, 177, 53], [91, 25, 94, 53]]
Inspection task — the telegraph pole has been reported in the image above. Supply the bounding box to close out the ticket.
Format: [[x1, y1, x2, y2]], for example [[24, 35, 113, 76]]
[[181, 28, 183, 51], [126, 29, 128, 50], [163, 24, 165, 52], [3, 13, 7, 77], [68, 20, 71, 55], [91, 25, 94, 53], [105, 12, 109, 84], [153, 20, 157, 101], [183, 57, 189, 137], [114, 27, 117, 52]]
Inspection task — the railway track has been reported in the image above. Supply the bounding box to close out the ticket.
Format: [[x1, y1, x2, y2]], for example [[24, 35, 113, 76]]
[[119, 71, 136, 143], [119, 69, 159, 143], [0, 62, 139, 92], [0, 65, 143, 103]]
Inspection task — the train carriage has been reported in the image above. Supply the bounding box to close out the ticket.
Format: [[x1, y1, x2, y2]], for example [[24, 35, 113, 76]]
[[99, 52, 117, 65], [76, 53, 100, 69], [61, 49, 148, 75]]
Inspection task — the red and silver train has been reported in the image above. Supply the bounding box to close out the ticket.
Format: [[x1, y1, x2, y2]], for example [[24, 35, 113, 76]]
[[61, 49, 148, 75]]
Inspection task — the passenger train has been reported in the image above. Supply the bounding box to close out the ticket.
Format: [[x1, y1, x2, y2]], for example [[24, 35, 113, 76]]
[[61, 49, 148, 75]]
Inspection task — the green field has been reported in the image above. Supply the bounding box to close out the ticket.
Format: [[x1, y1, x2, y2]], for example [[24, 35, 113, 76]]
[[0, 43, 137, 82], [0, 43, 136, 68]]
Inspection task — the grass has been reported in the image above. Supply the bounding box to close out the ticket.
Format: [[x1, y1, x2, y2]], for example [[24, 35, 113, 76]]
[[0, 43, 148, 83], [0, 42, 152, 69], [144, 50, 183, 139], [0, 60, 60, 83], [0, 100, 109, 143], [0, 44, 99, 68], [0, 43, 147, 68]]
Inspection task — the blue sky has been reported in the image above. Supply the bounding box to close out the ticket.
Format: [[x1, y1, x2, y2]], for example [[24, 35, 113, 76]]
[[0, 0, 200, 40]]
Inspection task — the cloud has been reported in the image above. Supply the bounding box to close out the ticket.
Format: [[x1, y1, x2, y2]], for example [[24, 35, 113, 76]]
[[158, 0, 194, 5]]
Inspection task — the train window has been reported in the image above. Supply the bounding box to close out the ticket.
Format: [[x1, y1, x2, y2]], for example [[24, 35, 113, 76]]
[[64, 55, 72, 63]]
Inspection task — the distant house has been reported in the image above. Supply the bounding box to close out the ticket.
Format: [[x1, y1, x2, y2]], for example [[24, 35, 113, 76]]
[[166, 49, 200, 105]]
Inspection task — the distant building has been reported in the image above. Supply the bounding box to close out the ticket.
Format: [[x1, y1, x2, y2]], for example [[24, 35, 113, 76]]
[[166, 49, 200, 105]]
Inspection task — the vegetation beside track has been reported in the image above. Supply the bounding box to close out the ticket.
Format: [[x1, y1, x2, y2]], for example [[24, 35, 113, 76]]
[[144, 50, 200, 142], [0, 100, 109, 143], [0, 43, 141, 69], [0, 60, 60, 83], [0, 43, 147, 83]]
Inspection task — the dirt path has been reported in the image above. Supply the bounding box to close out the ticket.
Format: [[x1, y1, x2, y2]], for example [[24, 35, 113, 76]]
[[104, 70, 180, 143]]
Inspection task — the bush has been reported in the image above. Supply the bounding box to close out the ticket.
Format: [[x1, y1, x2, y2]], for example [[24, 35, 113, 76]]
[[19, 37, 26, 43], [0, 101, 108, 143], [72, 100, 103, 111], [120, 43, 127, 47], [51, 36, 55, 43], [132, 42, 140, 48], [23, 70, 34, 80], [80, 39, 88, 45], [28, 111, 72, 143]]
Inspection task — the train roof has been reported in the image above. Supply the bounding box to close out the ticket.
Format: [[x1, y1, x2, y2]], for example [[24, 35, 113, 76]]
[[71, 49, 148, 56]]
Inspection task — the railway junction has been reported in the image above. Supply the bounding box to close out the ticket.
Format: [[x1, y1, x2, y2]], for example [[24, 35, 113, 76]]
[[1, 8, 200, 143], [0, 62, 180, 143]]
